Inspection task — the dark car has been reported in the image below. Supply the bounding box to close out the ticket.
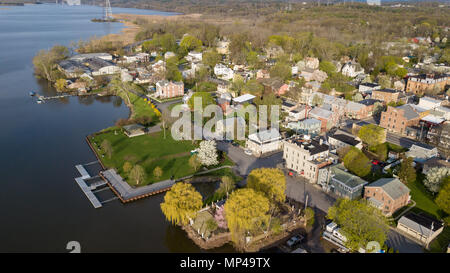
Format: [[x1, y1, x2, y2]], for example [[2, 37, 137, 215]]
[[231, 142, 239, 146]]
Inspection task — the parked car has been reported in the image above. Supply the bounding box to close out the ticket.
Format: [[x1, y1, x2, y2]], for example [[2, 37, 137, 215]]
[[286, 234, 305, 248], [244, 149, 252, 155], [372, 160, 380, 165], [231, 142, 239, 146]]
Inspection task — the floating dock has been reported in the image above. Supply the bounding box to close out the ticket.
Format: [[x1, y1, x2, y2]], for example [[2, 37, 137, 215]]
[[74, 163, 104, 208]]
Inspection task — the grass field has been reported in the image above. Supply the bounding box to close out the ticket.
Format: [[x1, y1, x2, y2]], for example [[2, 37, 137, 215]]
[[408, 173, 442, 219], [89, 130, 233, 186]]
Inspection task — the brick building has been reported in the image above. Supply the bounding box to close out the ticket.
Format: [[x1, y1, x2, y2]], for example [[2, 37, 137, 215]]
[[364, 177, 410, 216], [156, 80, 184, 99], [406, 74, 449, 96], [379, 104, 420, 135], [371, 88, 407, 104]]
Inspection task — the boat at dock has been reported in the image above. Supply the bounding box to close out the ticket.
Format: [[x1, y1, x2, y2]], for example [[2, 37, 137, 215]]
[[29, 91, 36, 96], [36, 99, 43, 104]]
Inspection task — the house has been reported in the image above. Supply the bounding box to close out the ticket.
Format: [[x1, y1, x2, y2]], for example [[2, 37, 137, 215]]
[[341, 61, 365, 78], [345, 101, 371, 120], [186, 51, 202, 63], [418, 96, 443, 110], [233, 94, 256, 105], [422, 157, 450, 174], [151, 60, 166, 73], [122, 52, 150, 63], [371, 89, 407, 104], [164, 51, 176, 59], [406, 143, 439, 163], [260, 78, 289, 96], [285, 105, 309, 122], [318, 164, 368, 200], [256, 69, 270, 79], [121, 69, 133, 82], [379, 104, 421, 135], [283, 136, 333, 183], [123, 124, 147, 137], [246, 128, 282, 156], [358, 99, 382, 116], [286, 118, 321, 137], [397, 212, 444, 246], [364, 177, 410, 216], [214, 63, 234, 80], [358, 82, 381, 95], [309, 107, 335, 133], [281, 100, 298, 112], [69, 53, 113, 61], [406, 74, 449, 95], [217, 80, 231, 94], [155, 80, 184, 99], [427, 122, 450, 157], [300, 68, 316, 82], [217, 93, 232, 113], [328, 131, 362, 151], [297, 57, 319, 70], [264, 45, 284, 58]]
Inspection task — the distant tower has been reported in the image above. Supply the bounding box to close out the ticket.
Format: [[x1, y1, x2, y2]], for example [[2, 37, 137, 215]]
[[104, 0, 113, 20]]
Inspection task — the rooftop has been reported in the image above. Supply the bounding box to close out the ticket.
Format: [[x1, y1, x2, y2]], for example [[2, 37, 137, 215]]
[[329, 133, 360, 146], [366, 178, 410, 200], [290, 137, 329, 155], [398, 212, 444, 235], [331, 164, 368, 188], [233, 93, 256, 104]]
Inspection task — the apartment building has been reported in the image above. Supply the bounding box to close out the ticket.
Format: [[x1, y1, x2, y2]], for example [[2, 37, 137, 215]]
[[379, 104, 421, 135], [406, 74, 449, 95]]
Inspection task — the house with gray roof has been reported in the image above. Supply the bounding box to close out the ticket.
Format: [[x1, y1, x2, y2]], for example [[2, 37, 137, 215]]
[[406, 143, 439, 163], [364, 178, 410, 216], [246, 128, 282, 156], [397, 212, 444, 246], [318, 164, 368, 200]]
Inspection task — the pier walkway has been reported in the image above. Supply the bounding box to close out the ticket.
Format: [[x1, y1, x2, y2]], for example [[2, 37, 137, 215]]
[[74, 164, 104, 208]]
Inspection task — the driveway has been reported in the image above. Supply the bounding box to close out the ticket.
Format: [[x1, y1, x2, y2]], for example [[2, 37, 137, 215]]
[[386, 229, 424, 253]]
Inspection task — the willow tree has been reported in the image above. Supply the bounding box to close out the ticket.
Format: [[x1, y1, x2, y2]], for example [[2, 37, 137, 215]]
[[129, 164, 146, 185], [160, 182, 203, 226], [247, 168, 286, 204], [224, 188, 270, 248]]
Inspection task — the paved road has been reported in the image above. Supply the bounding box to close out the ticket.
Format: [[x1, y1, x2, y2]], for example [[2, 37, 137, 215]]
[[386, 228, 424, 253]]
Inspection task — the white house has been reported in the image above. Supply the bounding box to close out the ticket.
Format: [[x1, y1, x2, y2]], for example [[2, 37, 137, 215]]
[[406, 143, 439, 163], [341, 61, 365, 78], [164, 51, 176, 59], [418, 96, 443, 110], [186, 51, 202, 63], [246, 128, 282, 156], [358, 82, 381, 95], [214, 63, 234, 80]]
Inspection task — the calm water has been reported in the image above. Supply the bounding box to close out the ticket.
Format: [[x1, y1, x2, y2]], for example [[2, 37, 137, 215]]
[[0, 4, 232, 253]]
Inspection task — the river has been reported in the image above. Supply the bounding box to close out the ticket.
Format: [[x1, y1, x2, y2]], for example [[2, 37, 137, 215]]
[[0, 3, 233, 253]]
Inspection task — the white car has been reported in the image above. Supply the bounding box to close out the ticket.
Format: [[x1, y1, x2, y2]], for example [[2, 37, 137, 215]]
[[244, 149, 252, 155]]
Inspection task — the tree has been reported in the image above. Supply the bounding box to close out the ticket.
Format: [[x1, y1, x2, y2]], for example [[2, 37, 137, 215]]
[[242, 79, 264, 96], [153, 166, 163, 179], [378, 74, 392, 89], [189, 154, 202, 171], [101, 139, 113, 159], [160, 182, 203, 226], [203, 50, 221, 68], [343, 147, 371, 178], [327, 199, 389, 252], [123, 161, 132, 173], [224, 188, 270, 247], [435, 177, 450, 215], [311, 94, 323, 106], [161, 108, 175, 139], [269, 62, 291, 81], [319, 61, 336, 75], [398, 157, 416, 185], [304, 207, 315, 227], [55, 79, 67, 92], [188, 92, 215, 110], [424, 167, 450, 194], [205, 218, 218, 233], [358, 124, 385, 148], [217, 176, 235, 195], [197, 140, 219, 166], [129, 164, 146, 185], [32, 45, 70, 81], [165, 56, 182, 82], [247, 168, 286, 203], [180, 35, 203, 52]]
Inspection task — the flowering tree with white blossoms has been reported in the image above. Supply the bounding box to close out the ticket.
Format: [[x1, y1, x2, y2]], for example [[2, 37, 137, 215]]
[[424, 167, 450, 194], [197, 140, 219, 166]]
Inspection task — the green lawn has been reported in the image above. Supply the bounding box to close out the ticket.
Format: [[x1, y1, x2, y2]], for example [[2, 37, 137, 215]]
[[409, 173, 442, 219], [89, 130, 234, 187], [89, 130, 196, 186], [428, 226, 450, 253]]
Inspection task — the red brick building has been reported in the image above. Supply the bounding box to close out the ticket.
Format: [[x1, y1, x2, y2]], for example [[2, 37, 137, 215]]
[[156, 80, 184, 99], [379, 104, 420, 135], [406, 74, 449, 96], [364, 178, 410, 216]]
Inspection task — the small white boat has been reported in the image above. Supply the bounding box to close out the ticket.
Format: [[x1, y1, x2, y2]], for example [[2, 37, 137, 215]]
[[36, 99, 43, 104]]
